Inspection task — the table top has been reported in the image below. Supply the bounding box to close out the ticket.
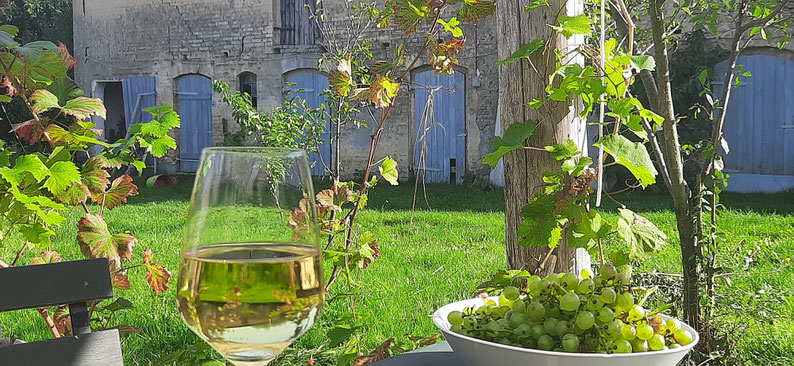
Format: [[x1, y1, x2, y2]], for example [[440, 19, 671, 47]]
[[372, 341, 462, 365]]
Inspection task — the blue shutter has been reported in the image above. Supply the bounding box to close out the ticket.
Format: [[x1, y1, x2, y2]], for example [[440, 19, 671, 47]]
[[413, 70, 466, 183], [714, 54, 794, 175], [285, 70, 331, 176], [176, 75, 214, 172], [121, 76, 157, 128]]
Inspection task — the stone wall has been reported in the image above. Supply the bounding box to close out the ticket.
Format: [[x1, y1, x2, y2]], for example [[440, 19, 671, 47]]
[[73, 0, 499, 180]]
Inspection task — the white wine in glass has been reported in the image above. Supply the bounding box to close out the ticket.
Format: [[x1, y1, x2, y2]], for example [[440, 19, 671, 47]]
[[177, 148, 324, 365]]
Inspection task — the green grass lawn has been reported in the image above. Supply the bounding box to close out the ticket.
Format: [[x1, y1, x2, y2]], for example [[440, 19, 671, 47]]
[[1, 178, 792, 365]]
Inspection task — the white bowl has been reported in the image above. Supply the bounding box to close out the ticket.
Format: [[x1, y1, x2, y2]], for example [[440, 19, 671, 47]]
[[432, 297, 699, 366]]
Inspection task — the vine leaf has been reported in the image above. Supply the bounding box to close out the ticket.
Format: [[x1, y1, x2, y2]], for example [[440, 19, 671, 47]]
[[76, 214, 137, 267], [554, 14, 592, 38], [353, 337, 395, 365], [365, 75, 399, 108], [111, 271, 131, 290], [143, 248, 171, 294], [483, 120, 537, 167], [30, 89, 60, 113], [458, 0, 496, 24], [61, 96, 106, 120], [44, 161, 81, 195], [91, 174, 138, 209], [495, 39, 544, 66], [429, 38, 465, 75], [328, 323, 363, 347], [378, 156, 399, 185], [517, 194, 565, 248], [438, 17, 463, 37], [53, 305, 71, 336], [616, 208, 668, 257], [597, 135, 657, 187], [388, 0, 428, 33], [317, 184, 354, 210], [82, 156, 110, 194], [10, 119, 47, 145], [31, 250, 63, 265], [567, 210, 613, 249], [329, 58, 354, 96], [630, 55, 656, 71]]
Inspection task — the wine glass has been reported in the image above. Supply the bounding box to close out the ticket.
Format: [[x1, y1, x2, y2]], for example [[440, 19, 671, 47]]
[[177, 147, 324, 366]]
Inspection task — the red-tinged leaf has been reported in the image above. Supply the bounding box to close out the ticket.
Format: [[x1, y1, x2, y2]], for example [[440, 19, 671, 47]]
[[1, 76, 17, 97], [31, 250, 62, 265], [30, 89, 60, 114], [53, 305, 71, 336], [388, 0, 430, 33], [429, 38, 465, 75], [45, 123, 69, 144], [316, 184, 353, 210], [62, 97, 106, 120], [58, 180, 91, 205], [365, 75, 399, 108], [58, 42, 76, 71], [77, 214, 137, 264], [145, 263, 171, 294], [11, 119, 46, 144], [143, 247, 154, 264], [370, 241, 382, 259], [457, 0, 495, 23], [329, 70, 353, 96], [92, 174, 138, 209], [414, 334, 439, 347], [353, 338, 394, 366], [81, 156, 110, 194], [111, 271, 131, 290]]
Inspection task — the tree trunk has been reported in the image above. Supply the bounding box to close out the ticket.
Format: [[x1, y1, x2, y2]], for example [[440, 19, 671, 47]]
[[648, 0, 701, 331], [497, 0, 590, 274]]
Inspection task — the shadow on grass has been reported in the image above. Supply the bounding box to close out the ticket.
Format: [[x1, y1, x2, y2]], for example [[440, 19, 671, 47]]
[[127, 175, 195, 205], [596, 188, 794, 215]]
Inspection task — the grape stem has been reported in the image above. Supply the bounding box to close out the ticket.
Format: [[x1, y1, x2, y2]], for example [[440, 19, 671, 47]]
[[646, 303, 674, 317], [636, 285, 658, 307], [550, 281, 568, 295]]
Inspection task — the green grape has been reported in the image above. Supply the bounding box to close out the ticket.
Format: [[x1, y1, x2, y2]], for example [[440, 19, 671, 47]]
[[527, 275, 541, 286], [484, 299, 497, 306], [600, 264, 617, 279], [537, 334, 555, 350], [515, 323, 532, 338], [448, 311, 464, 325], [586, 297, 605, 311], [576, 278, 595, 295], [521, 337, 538, 349], [530, 279, 550, 295], [603, 320, 621, 340], [503, 286, 520, 301], [512, 299, 526, 314], [599, 288, 617, 304], [530, 324, 546, 339], [596, 307, 614, 324], [584, 334, 600, 351], [669, 343, 682, 349], [648, 334, 665, 351], [615, 273, 630, 286], [560, 293, 581, 312], [581, 268, 594, 279], [610, 339, 632, 354], [561, 273, 580, 291], [617, 264, 633, 277], [496, 337, 512, 345], [499, 293, 514, 309], [628, 305, 645, 322], [593, 274, 607, 287], [562, 333, 580, 352], [496, 306, 511, 318], [509, 312, 527, 327], [555, 320, 571, 337], [674, 329, 694, 345], [616, 292, 634, 311], [543, 318, 560, 334], [630, 339, 649, 352], [545, 303, 562, 319], [526, 301, 546, 321], [450, 324, 463, 333], [575, 311, 595, 330], [546, 273, 562, 283], [486, 320, 503, 333], [463, 318, 477, 330], [636, 323, 654, 340], [664, 318, 681, 336], [620, 324, 637, 340]]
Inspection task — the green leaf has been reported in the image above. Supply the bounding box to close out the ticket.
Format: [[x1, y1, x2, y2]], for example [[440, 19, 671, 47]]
[[81, 156, 110, 194], [77, 214, 137, 264], [545, 139, 578, 161], [378, 157, 399, 185], [31, 250, 63, 265], [19, 223, 56, 246], [30, 89, 61, 114], [458, 0, 496, 23], [131, 161, 146, 172], [328, 324, 362, 347], [91, 174, 139, 210], [14, 155, 51, 182], [44, 161, 82, 195], [47, 77, 84, 103], [597, 135, 657, 187], [149, 136, 177, 157], [438, 17, 463, 37], [698, 69, 709, 85], [58, 181, 91, 206], [639, 108, 664, 126], [15, 41, 58, 60], [525, 0, 550, 11], [495, 39, 544, 66], [567, 210, 612, 249], [555, 14, 592, 37], [101, 297, 135, 312], [630, 55, 655, 71], [0, 25, 19, 38], [62, 97, 107, 120], [483, 120, 537, 167], [616, 208, 667, 257], [517, 194, 565, 248]]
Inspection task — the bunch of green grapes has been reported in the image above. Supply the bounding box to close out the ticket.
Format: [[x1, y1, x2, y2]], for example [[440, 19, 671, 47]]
[[446, 264, 694, 353]]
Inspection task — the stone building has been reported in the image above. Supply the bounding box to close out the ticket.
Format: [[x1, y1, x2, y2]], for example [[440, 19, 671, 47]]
[[72, 0, 499, 182]]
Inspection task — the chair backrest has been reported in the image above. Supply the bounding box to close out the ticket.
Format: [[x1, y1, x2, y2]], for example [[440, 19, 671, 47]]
[[0, 258, 124, 365]]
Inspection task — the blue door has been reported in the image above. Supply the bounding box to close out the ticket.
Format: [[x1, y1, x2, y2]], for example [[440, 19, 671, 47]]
[[714, 54, 794, 175], [413, 69, 466, 183], [122, 76, 157, 128], [176, 74, 213, 172], [285, 70, 330, 176]]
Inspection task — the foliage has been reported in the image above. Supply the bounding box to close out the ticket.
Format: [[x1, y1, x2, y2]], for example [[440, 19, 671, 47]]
[[213, 80, 326, 153], [0, 20, 177, 338]]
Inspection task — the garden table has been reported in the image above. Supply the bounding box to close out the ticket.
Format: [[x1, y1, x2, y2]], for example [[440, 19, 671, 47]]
[[372, 341, 461, 365]]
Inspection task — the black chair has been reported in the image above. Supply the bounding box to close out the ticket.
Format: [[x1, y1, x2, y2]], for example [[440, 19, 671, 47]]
[[0, 258, 123, 365]]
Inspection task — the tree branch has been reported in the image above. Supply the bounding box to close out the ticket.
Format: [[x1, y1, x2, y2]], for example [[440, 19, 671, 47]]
[[739, 0, 791, 32]]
